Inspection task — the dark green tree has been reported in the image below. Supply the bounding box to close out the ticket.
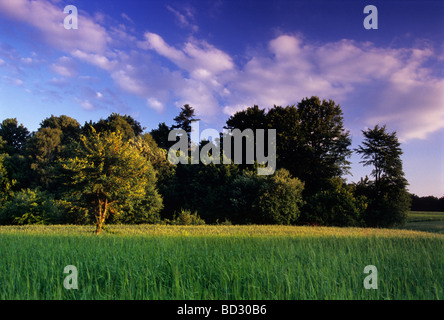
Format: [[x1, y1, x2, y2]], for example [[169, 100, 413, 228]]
[[356, 125, 405, 187], [88, 113, 144, 141], [266, 105, 299, 175], [172, 104, 200, 133], [225, 105, 268, 131], [305, 178, 367, 227], [40, 115, 81, 146], [293, 97, 352, 196], [224, 105, 268, 167], [0, 118, 30, 155], [150, 122, 173, 150], [0, 154, 15, 208], [224, 98, 352, 196], [25, 127, 63, 188], [355, 125, 410, 227], [24, 115, 82, 191]]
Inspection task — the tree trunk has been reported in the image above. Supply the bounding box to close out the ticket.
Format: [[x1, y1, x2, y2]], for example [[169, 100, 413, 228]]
[[95, 198, 108, 235]]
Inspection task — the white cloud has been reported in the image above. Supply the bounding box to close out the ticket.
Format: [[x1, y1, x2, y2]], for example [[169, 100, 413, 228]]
[[50, 56, 77, 77], [77, 99, 94, 110], [3, 0, 440, 141], [141, 32, 234, 75], [136, 32, 444, 138], [71, 50, 117, 71], [147, 98, 164, 112], [218, 34, 444, 141], [0, 0, 110, 54], [138, 32, 235, 119], [2, 75, 23, 86]]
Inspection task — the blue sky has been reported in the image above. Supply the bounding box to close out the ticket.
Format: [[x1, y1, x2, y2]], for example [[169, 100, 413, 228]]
[[0, 0, 443, 197]]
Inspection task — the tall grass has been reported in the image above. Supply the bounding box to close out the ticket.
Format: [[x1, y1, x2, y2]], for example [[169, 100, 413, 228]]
[[0, 225, 442, 300]]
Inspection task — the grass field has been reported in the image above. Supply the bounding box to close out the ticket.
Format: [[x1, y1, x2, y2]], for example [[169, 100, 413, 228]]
[[0, 220, 443, 300], [403, 211, 444, 234]]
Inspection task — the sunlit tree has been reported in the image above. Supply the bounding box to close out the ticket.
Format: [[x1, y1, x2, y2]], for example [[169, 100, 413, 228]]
[[62, 128, 161, 234]]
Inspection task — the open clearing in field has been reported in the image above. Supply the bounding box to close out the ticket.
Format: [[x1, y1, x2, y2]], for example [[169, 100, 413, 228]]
[[0, 224, 442, 300]]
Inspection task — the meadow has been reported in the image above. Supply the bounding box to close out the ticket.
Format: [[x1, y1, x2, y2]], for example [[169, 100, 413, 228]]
[[403, 211, 444, 234], [0, 217, 443, 300]]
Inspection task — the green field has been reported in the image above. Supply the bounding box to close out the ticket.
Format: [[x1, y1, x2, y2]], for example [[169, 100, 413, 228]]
[[403, 211, 444, 234], [0, 222, 443, 300]]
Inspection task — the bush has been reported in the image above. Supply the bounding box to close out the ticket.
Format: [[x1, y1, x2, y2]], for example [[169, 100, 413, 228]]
[[226, 169, 304, 225], [256, 169, 305, 225], [227, 171, 264, 224], [0, 188, 62, 225], [170, 209, 206, 225], [355, 177, 410, 228], [305, 178, 367, 227]]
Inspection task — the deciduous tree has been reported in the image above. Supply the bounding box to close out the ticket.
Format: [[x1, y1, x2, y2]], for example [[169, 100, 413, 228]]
[[62, 128, 161, 234]]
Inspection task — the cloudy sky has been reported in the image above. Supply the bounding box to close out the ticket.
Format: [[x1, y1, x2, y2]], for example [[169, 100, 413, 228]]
[[0, 0, 443, 196]]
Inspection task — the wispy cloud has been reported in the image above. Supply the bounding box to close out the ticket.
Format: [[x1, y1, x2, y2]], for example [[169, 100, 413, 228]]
[[166, 4, 198, 32], [0, 0, 109, 54], [50, 56, 77, 77], [0, 0, 442, 141], [141, 32, 443, 140], [219, 34, 444, 141]]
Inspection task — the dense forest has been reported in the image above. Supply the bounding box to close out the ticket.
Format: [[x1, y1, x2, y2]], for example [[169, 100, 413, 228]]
[[1, 96, 431, 234]]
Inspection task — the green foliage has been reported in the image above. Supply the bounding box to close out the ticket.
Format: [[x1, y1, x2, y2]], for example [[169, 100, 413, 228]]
[[226, 171, 264, 223], [356, 126, 410, 227], [292, 97, 352, 195], [224, 97, 352, 196], [256, 169, 305, 225], [169, 209, 206, 225], [160, 160, 242, 222], [90, 113, 144, 141], [0, 154, 15, 207], [304, 178, 367, 226], [61, 128, 162, 234], [0, 188, 61, 225], [224, 169, 304, 225], [129, 133, 175, 185], [355, 177, 410, 228], [172, 104, 200, 134], [0, 118, 30, 155], [150, 122, 173, 150], [356, 124, 406, 186], [0, 153, 31, 191], [0, 102, 414, 229], [40, 115, 81, 145], [23, 115, 82, 192]]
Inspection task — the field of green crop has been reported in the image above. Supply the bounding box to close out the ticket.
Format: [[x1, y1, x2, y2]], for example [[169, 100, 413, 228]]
[[403, 211, 444, 234], [0, 222, 443, 300]]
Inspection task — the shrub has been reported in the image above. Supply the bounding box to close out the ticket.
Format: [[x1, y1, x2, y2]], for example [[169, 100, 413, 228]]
[[305, 178, 367, 227], [0, 188, 61, 225], [171, 209, 206, 225], [227, 171, 264, 224], [226, 169, 304, 225], [256, 169, 305, 225], [355, 177, 410, 228]]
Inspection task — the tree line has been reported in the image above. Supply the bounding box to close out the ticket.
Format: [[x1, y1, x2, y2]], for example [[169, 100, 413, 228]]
[[410, 194, 444, 212], [0, 96, 415, 233]]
